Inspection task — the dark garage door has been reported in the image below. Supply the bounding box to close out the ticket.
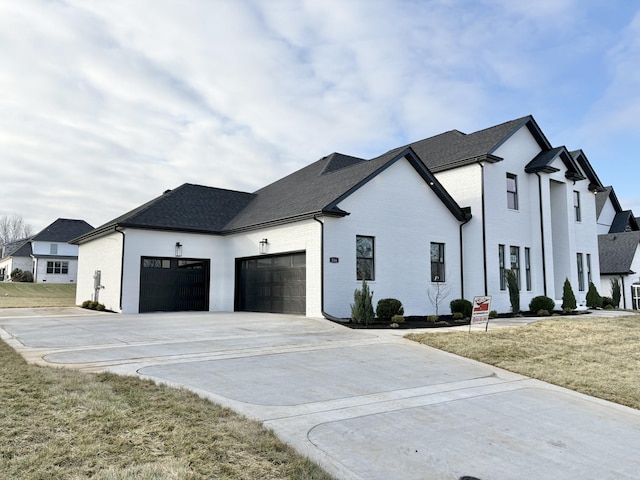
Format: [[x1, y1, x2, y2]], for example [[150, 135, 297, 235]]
[[139, 257, 210, 313], [236, 252, 306, 314]]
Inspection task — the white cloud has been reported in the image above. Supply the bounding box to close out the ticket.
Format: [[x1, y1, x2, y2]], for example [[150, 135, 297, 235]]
[[1, 0, 639, 231]]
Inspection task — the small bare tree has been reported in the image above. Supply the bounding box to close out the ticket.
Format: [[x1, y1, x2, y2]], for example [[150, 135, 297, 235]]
[[0, 214, 33, 244], [428, 276, 451, 316]]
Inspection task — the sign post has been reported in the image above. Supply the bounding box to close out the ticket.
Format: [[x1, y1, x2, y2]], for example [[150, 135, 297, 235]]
[[470, 295, 492, 332]]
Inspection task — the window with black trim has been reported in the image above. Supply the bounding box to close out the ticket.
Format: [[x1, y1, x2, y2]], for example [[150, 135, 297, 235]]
[[586, 253, 592, 284], [525, 247, 531, 291], [577, 253, 585, 291], [430, 242, 445, 282], [46, 261, 68, 274], [574, 191, 581, 222], [356, 235, 374, 280], [510, 245, 520, 289], [50, 244, 58, 255], [499, 244, 506, 290], [507, 173, 518, 210]]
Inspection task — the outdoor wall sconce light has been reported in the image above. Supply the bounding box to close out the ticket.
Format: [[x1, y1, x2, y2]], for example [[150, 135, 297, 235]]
[[175, 242, 182, 257], [259, 238, 269, 254]]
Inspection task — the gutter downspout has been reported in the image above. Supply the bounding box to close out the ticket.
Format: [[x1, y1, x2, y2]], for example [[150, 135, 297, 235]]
[[621, 275, 627, 309], [459, 213, 472, 299], [478, 162, 488, 295], [535, 173, 548, 296], [313, 216, 343, 322], [115, 226, 125, 311]]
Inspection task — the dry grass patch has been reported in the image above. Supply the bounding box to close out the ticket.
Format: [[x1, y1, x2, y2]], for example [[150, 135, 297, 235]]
[[407, 316, 640, 410], [0, 340, 334, 480], [0, 283, 76, 307]]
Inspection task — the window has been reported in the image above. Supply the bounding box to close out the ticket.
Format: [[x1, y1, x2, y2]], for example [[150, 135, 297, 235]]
[[510, 246, 520, 290], [574, 191, 581, 222], [50, 243, 58, 255], [507, 173, 518, 210], [356, 235, 374, 280], [430, 242, 445, 282], [525, 247, 531, 291], [586, 254, 592, 284], [142, 258, 170, 268], [577, 253, 585, 291], [46, 261, 68, 274], [499, 244, 506, 290]]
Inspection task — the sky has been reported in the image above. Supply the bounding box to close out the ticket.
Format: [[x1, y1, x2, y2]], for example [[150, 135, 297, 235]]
[[1, 0, 640, 233]]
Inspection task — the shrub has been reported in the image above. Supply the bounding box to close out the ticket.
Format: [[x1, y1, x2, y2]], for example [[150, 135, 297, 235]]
[[391, 314, 405, 324], [449, 298, 472, 318], [376, 298, 404, 321], [561, 278, 577, 311], [427, 315, 439, 323], [489, 310, 498, 319], [602, 296, 614, 309], [81, 300, 92, 308], [611, 278, 621, 308], [505, 269, 520, 313], [586, 282, 603, 308], [351, 279, 374, 326], [10, 268, 24, 282], [21, 270, 34, 282], [452, 312, 464, 320], [536, 309, 551, 316], [529, 295, 555, 314], [96, 303, 106, 311], [89, 301, 99, 310]]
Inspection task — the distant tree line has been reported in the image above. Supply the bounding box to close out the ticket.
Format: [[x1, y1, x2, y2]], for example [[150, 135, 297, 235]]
[[0, 214, 33, 245]]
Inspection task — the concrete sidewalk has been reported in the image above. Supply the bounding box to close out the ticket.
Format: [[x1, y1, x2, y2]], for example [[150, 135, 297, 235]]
[[2, 308, 639, 480]]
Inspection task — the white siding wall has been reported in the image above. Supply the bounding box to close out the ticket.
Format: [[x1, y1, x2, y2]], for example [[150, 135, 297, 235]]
[[0, 257, 33, 280], [120, 230, 223, 314], [323, 158, 463, 318], [32, 241, 78, 256], [597, 198, 617, 234], [35, 259, 79, 284], [76, 232, 124, 311], [225, 220, 322, 316]]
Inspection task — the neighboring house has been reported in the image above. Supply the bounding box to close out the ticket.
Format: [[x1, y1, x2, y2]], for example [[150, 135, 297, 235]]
[[0, 219, 94, 283], [72, 115, 604, 316], [596, 186, 640, 309]]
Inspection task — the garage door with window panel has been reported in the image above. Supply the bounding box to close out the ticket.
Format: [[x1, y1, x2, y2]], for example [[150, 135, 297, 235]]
[[236, 252, 306, 314], [139, 257, 210, 313]]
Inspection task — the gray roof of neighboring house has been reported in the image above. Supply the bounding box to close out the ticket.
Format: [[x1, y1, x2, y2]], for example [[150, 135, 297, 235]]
[[32, 218, 94, 242], [599, 231, 640, 274], [1, 237, 32, 259]]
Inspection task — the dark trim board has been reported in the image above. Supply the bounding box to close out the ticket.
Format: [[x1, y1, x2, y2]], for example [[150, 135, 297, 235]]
[[235, 251, 306, 314]]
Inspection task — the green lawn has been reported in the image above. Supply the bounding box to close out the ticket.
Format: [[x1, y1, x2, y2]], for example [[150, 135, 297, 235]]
[[407, 315, 640, 410], [0, 283, 77, 307], [0, 339, 334, 480]]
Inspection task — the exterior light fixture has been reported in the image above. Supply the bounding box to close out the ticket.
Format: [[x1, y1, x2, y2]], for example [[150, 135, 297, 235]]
[[259, 238, 269, 254], [175, 242, 182, 257]]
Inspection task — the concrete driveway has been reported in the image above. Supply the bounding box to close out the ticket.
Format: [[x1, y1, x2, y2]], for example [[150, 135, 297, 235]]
[[1, 307, 639, 480]]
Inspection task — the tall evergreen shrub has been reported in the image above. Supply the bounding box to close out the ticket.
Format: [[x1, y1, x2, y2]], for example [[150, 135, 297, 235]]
[[610, 277, 621, 308], [351, 279, 374, 326], [586, 282, 603, 308], [505, 269, 520, 313], [562, 278, 577, 312]]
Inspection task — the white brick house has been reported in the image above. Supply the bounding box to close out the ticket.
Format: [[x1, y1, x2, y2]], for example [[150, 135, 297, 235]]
[[73, 115, 608, 316]]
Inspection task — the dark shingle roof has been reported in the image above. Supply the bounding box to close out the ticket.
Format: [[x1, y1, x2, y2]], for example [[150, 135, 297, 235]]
[[32, 219, 94, 242], [610, 210, 639, 233], [399, 115, 550, 172], [74, 184, 255, 243], [525, 146, 585, 180], [599, 231, 640, 274]]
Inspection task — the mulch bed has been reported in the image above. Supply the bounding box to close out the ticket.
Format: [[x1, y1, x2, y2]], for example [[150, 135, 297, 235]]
[[332, 310, 592, 329]]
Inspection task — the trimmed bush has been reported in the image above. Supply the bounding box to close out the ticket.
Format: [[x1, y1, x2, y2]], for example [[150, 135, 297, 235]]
[[586, 282, 603, 308], [449, 298, 472, 318], [489, 310, 498, 319], [391, 314, 405, 324], [351, 279, 374, 326], [529, 295, 555, 314], [452, 312, 464, 320], [562, 278, 577, 312], [536, 309, 551, 316], [602, 296, 614, 309], [376, 298, 404, 321], [427, 315, 439, 323]]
